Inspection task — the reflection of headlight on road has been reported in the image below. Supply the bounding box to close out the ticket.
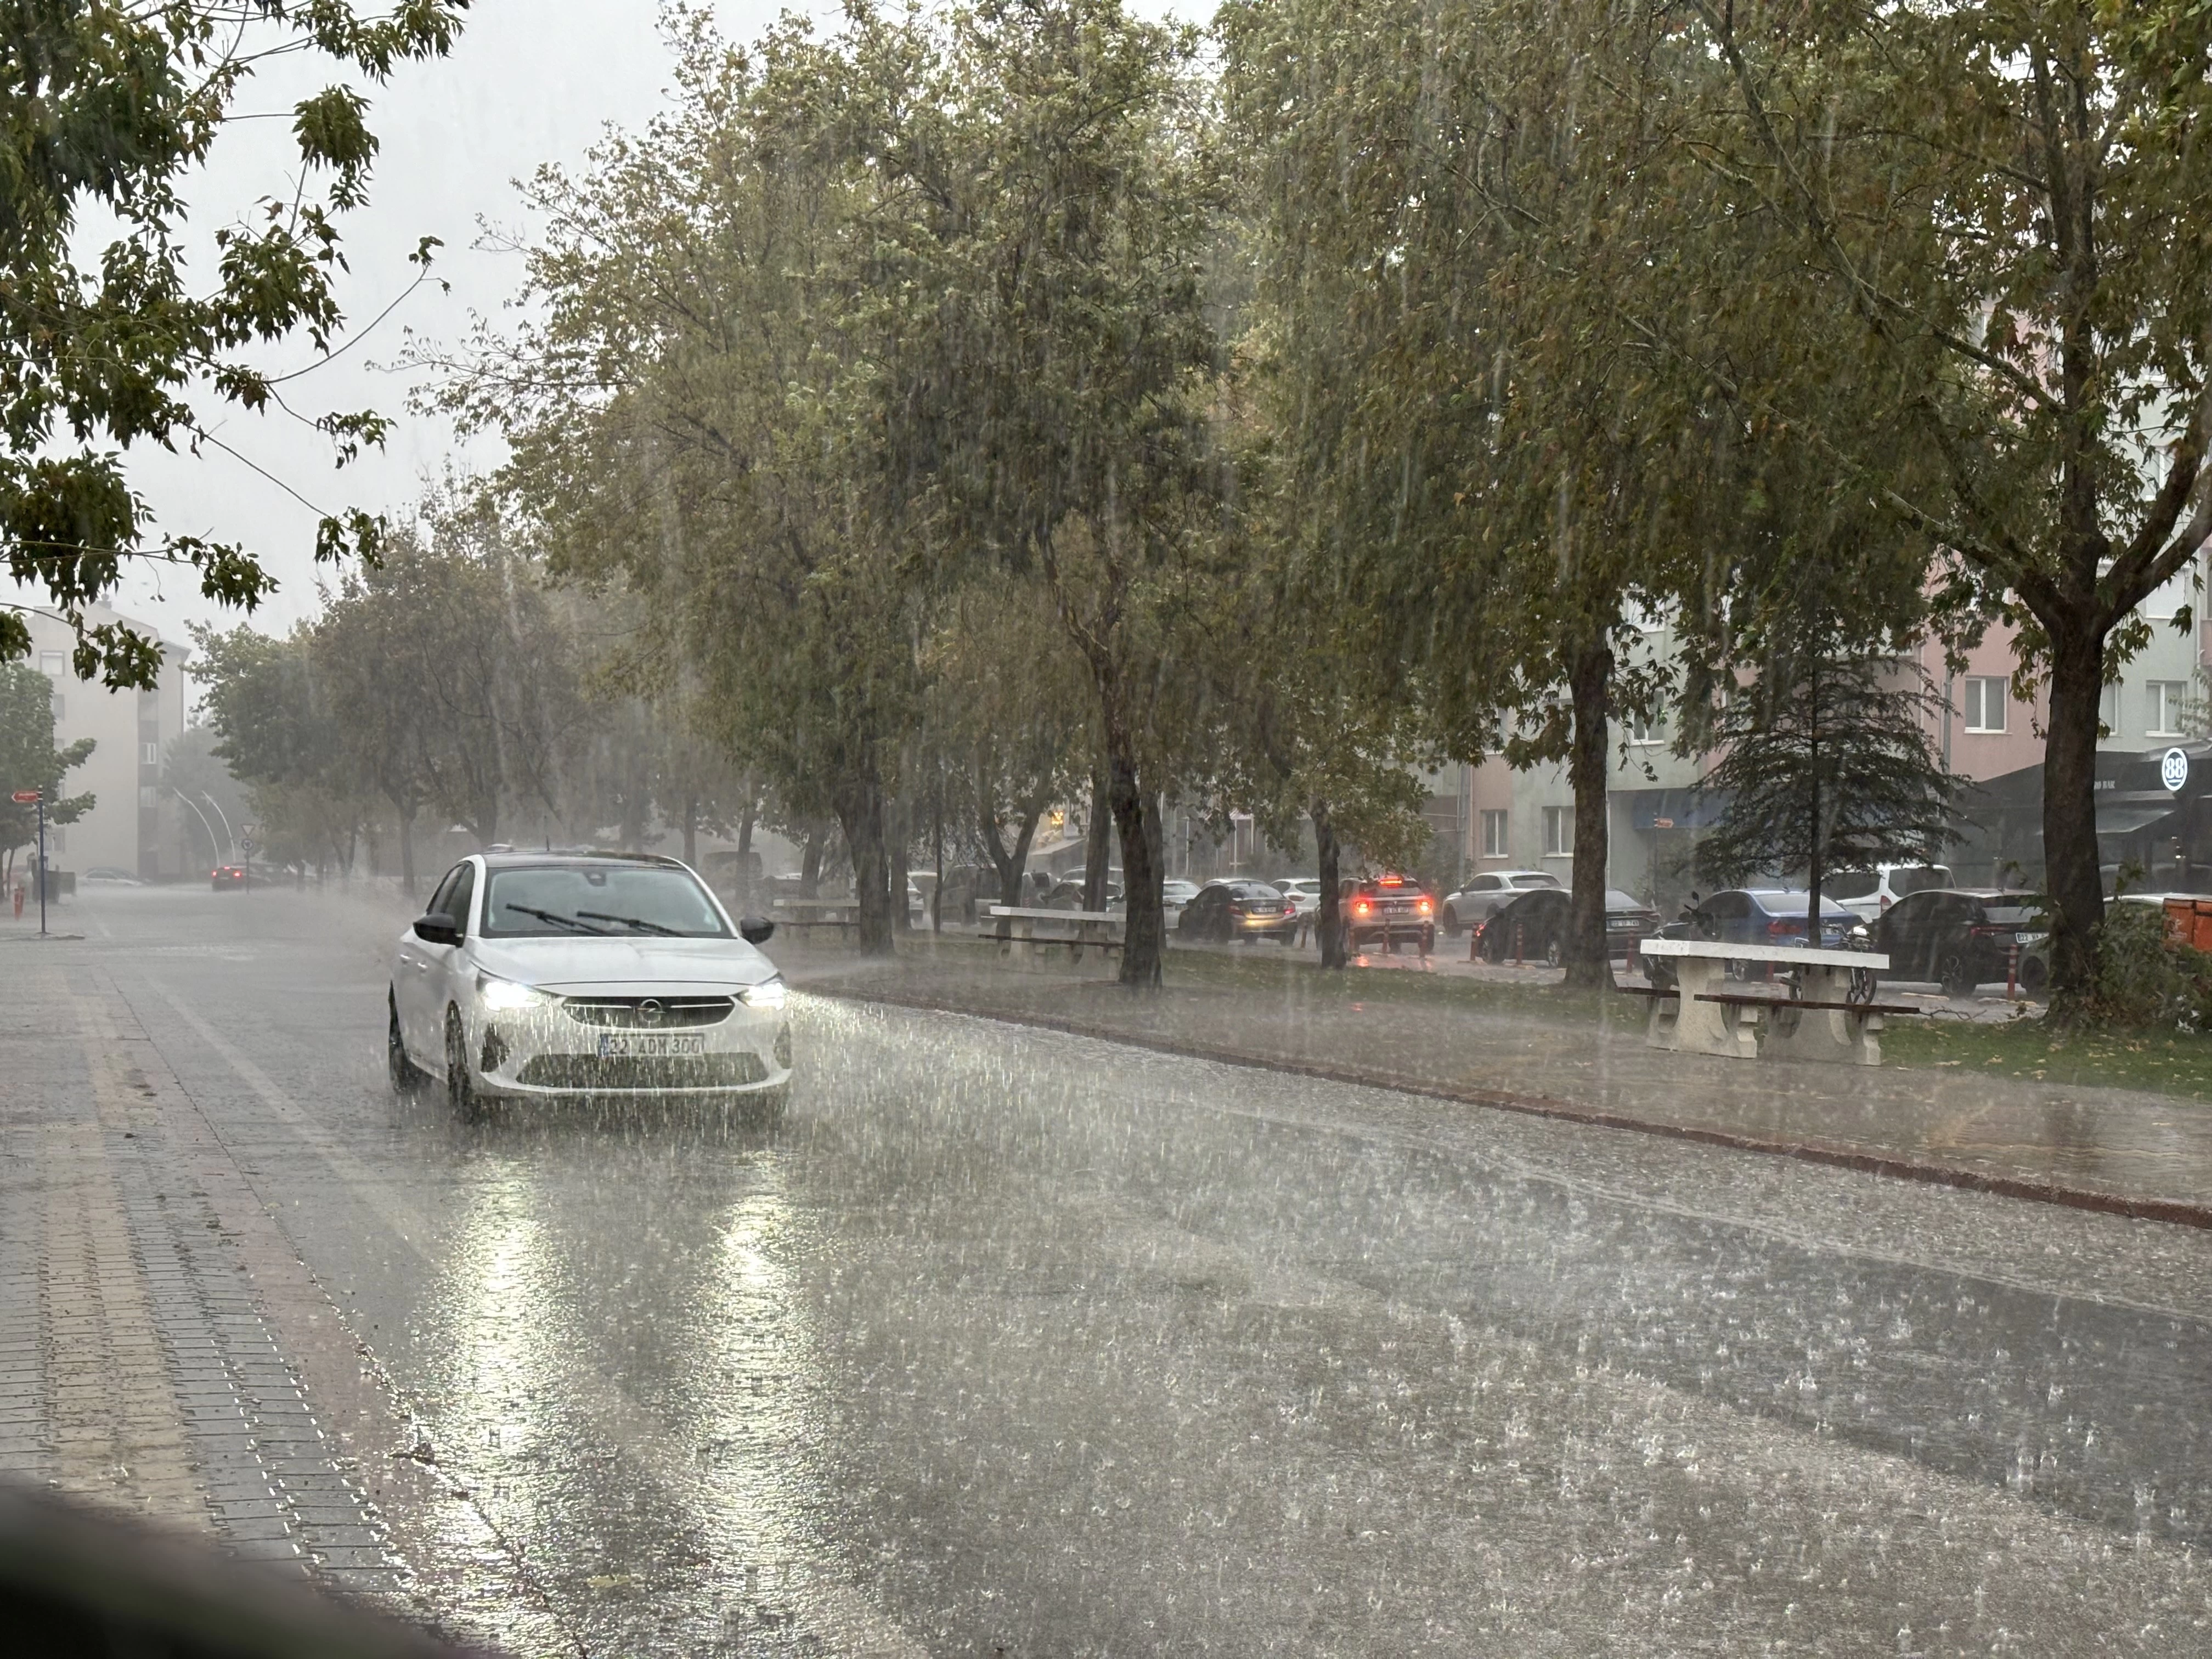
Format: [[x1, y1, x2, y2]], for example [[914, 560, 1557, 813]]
[[477, 972, 552, 1012], [740, 977, 788, 1011]]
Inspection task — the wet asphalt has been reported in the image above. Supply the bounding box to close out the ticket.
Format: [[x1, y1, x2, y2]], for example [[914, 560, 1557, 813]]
[[38, 884, 2212, 1654]]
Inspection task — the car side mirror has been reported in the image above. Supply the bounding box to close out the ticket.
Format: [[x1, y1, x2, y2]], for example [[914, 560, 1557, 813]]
[[738, 915, 776, 945], [413, 912, 460, 946]]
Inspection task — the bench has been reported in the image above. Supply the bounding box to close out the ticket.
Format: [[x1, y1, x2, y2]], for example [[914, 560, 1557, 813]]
[[1638, 938, 1902, 1066], [769, 898, 860, 941], [986, 905, 1125, 966]]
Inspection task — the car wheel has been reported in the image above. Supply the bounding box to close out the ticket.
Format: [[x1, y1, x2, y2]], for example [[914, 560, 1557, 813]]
[[2019, 956, 2048, 994], [1938, 951, 1977, 999], [387, 991, 426, 1092], [1441, 909, 1462, 938], [1544, 938, 1562, 969], [444, 1006, 487, 1123]]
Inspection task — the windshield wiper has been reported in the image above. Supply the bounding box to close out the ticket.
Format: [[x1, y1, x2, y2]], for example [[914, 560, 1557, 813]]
[[575, 909, 681, 936], [506, 904, 611, 934]]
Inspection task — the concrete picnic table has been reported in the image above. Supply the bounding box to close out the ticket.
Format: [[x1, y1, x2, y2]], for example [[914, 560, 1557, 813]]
[[985, 905, 1124, 964], [1638, 938, 1898, 1066], [768, 896, 861, 939]]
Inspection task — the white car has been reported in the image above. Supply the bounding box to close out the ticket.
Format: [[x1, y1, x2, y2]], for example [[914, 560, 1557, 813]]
[[1273, 877, 1322, 917], [1440, 869, 1562, 934], [1827, 864, 1955, 923], [387, 852, 792, 1123]]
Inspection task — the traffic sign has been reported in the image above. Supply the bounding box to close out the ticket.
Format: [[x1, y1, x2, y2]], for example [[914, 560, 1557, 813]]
[[9, 790, 38, 804], [2163, 746, 2191, 794]]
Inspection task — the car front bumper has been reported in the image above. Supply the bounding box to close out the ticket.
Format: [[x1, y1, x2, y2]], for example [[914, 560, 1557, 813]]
[[468, 994, 793, 1101]]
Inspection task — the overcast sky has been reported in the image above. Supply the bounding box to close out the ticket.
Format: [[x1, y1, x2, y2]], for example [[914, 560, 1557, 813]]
[[54, 0, 1208, 652]]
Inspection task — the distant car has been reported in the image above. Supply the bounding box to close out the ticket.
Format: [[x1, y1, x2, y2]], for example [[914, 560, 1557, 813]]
[[1342, 873, 1437, 954], [83, 866, 143, 885], [211, 864, 249, 890], [1826, 864, 1956, 923], [1043, 878, 1122, 911], [1273, 877, 1323, 917], [1472, 887, 1658, 966], [1440, 870, 1562, 935], [1670, 888, 1862, 952], [388, 851, 790, 1122], [1176, 879, 1298, 944], [1874, 889, 2045, 997], [1161, 878, 1200, 910]]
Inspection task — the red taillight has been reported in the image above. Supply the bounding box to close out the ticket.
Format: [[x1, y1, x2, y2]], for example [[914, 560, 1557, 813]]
[[1353, 900, 1373, 917], [1768, 918, 1794, 937], [1417, 898, 1434, 915], [1380, 875, 1403, 888]]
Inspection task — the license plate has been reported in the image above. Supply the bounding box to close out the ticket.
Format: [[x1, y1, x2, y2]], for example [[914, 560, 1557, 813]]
[[596, 1032, 707, 1058]]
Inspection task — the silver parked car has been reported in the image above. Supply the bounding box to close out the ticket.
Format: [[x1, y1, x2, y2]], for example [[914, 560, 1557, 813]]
[[1439, 868, 1562, 935]]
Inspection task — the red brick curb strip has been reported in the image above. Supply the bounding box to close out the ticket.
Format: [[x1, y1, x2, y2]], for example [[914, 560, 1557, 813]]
[[819, 984, 2212, 1233]]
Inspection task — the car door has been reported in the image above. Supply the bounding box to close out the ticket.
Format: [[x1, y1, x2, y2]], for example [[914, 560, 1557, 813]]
[[434, 860, 478, 1027], [396, 865, 462, 1054]]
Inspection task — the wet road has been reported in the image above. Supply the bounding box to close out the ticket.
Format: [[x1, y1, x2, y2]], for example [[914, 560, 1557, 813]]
[[13, 883, 2212, 1654]]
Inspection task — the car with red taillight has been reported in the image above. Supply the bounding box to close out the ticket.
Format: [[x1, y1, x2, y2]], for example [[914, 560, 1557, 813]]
[[211, 864, 249, 890], [1473, 887, 1659, 966], [1342, 873, 1437, 955], [1871, 888, 2043, 997], [1175, 879, 1300, 944]]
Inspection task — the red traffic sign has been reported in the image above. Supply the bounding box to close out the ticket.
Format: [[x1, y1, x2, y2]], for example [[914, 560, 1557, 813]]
[[9, 791, 39, 804]]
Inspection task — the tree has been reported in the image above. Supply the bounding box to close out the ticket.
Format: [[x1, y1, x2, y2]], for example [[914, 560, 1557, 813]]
[[894, 0, 1228, 987], [2, 1, 467, 687], [1692, 621, 1960, 928], [0, 663, 94, 887], [1683, 0, 2212, 1012], [1221, 0, 1733, 989]]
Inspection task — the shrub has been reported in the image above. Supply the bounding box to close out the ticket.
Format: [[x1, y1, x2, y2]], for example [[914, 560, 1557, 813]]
[[2089, 901, 2212, 1030]]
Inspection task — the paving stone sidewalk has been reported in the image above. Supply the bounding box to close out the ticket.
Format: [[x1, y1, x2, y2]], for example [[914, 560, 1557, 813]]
[[783, 939, 2212, 1227]]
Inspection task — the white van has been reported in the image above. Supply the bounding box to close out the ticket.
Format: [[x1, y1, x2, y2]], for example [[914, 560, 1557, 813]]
[[1827, 864, 1954, 922]]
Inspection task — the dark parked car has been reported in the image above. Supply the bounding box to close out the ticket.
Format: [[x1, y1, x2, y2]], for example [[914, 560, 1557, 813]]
[[1675, 888, 1860, 949], [1473, 887, 1660, 965], [1873, 889, 2044, 996], [1438, 869, 1562, 935], [1043, 878, 1122, 911], [1342, 873, 1437, 954], [1176, 880, 1299, 944], [211, 864, 249, 890]]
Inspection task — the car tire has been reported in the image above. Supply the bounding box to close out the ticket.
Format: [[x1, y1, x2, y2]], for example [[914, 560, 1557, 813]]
[[1441, 909, 1462, 938], [444, 1006, 488, 1124], [388, 991, 426, 1092], [2019, 956, 2048, 994], [1938, 951, 1977, 999], [1544, 938, 1562, 969]]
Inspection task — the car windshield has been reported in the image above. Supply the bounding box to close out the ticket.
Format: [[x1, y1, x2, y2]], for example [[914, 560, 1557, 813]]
[[481, 864, 729, 938], [1892, 865, 1954, 896]]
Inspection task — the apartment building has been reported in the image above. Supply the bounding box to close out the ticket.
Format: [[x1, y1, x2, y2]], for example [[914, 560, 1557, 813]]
[[1454, 555, 2212, 905], [17, 606, 194, 879]]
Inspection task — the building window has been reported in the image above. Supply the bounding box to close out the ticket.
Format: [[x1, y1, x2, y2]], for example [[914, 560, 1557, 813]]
[[1543, 804, 1575, 857], [1626, 712, 1664, 746], [49, 693, 63, 723], [2101, 681, 2122, 737], [1480, 809, 1508, 859], [1963, 676, 2007, 733], [38, 651, 65, 678], [142, 742, 160, 766], [2147, 680, 2190, 737], [138, 785, 159, 810]]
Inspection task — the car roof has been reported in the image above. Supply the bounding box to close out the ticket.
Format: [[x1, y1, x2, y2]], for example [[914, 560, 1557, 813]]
[[476, 850, 689, 870]]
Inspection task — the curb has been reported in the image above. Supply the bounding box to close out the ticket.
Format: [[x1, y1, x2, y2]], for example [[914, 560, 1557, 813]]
[[816, 983, 2212, 1233]]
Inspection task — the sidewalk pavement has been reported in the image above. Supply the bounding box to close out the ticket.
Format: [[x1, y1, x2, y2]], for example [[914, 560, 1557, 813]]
[[782, 938, 2212, 1229]]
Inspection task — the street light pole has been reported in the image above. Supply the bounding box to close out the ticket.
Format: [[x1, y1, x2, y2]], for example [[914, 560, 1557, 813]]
[[35, 792, 46, 938]]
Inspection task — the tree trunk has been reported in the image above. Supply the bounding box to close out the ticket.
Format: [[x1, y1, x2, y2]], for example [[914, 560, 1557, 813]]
[[1083, 768, 1113, 910], [1107, 743, 1164, 988], [1805, 662, 1821, 946], [835, 776, 895, 957], [1564, 637, 1616, 989], [736, 795, 757, 911], [1313, 800, 1346, 969], [394, 800, 417, 896], [2043, 625, 2109, 1015], [931, 781, 946, 933], [800, 826, 825, 898], [888, 795, 911, 933]]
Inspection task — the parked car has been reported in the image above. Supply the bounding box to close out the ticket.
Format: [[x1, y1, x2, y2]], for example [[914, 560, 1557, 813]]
[[1043, 878, 1122, 911], [1872, 888, 2044, 997], [82, 866, 143, 885], [1175, 879, 1299, 944], [1826, 863, 1956, 922], [211, 864, 249, 890], [1675, 888, 1862, 950], [1161, 878, 1201, 909], [388, 852, 790, 1123], [1273, 877, 1323, 917], [1342, 873, 1437, 954], [1439, 869, 1562, 935], [1472, 887, 1659, 965]]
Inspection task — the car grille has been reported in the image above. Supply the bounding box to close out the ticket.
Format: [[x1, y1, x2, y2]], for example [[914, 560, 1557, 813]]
[[515, 1053, 768, 1090], [560, 996, 735, 1029]]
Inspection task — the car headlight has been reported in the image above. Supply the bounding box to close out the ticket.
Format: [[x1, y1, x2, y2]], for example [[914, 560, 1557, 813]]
[[740, 976, 788, 1011], [476, 972, 552, 1012]]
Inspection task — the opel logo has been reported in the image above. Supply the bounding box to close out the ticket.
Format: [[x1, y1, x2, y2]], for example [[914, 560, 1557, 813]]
[[637, 998, 665, 1026]]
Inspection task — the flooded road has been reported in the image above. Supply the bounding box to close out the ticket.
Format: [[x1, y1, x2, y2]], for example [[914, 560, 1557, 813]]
[[12, 883, 2212, 1654]]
